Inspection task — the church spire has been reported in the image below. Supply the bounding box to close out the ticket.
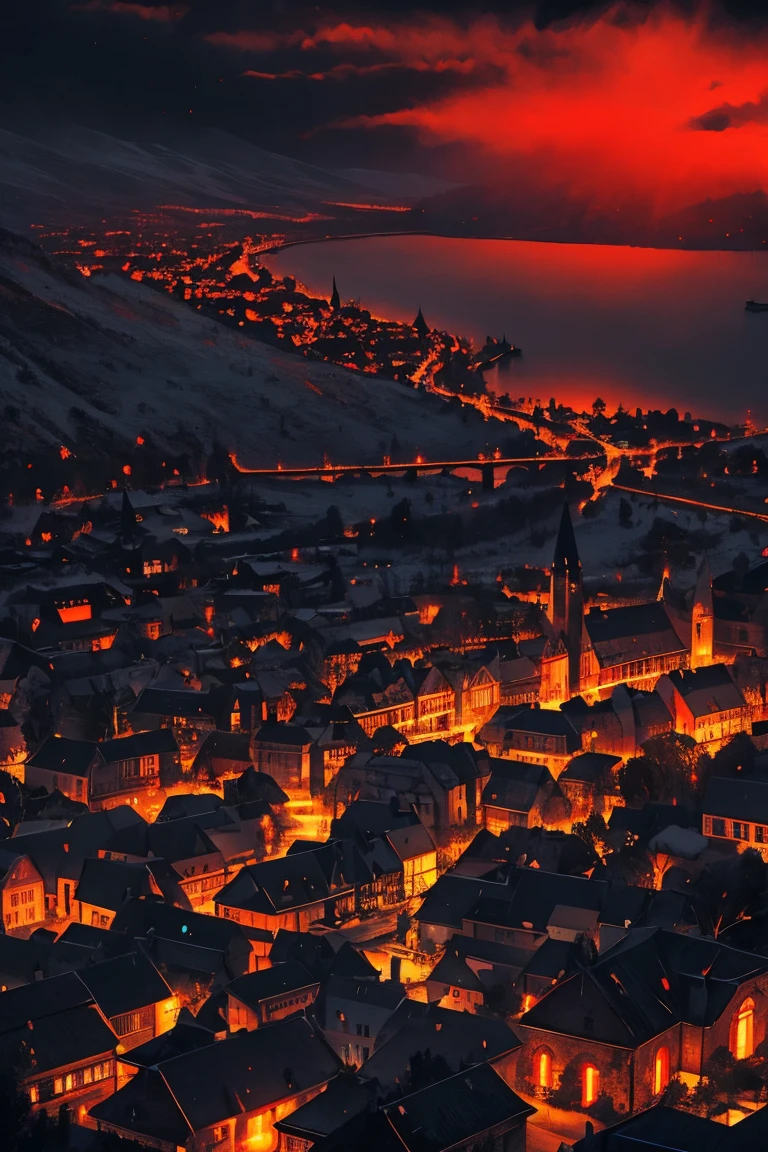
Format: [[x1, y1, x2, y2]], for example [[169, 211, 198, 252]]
[[412, 306, 430, 340], [120, 488, 137, 537], [330, 276, 340, 311], [548, 502, 583, 695], [552, 501, 580, 574]]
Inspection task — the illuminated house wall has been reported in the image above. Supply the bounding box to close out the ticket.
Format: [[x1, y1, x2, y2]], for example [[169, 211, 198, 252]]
[[89, 1016, 340, 1151], [0, 853, 46, 932], [517, 934, 768, 1118]]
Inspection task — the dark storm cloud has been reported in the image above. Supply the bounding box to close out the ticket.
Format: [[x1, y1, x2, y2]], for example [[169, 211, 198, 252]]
[[1, 0, 767, 175], [690, 92, 768, 130]]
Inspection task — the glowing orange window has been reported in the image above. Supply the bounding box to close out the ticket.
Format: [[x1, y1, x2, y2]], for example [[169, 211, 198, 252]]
[[732, 998, 755, 1060], [654, 1046, 670, 1095], [57, 603, 92, 623], [537, 1050, 552, 1090], [582, 1064, 599, 1107], [246, 1111, 275, 1152]]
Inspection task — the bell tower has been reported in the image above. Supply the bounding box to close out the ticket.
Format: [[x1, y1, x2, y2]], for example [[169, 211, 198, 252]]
[[691, 556, 714, 668], [548, 503, 583, 694]]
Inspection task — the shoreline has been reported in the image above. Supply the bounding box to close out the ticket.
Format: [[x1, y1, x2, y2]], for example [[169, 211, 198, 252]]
[[263, 226, 768, 259]]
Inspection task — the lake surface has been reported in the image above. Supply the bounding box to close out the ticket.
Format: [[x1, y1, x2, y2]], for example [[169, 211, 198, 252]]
[[264, 235, 768, 424]]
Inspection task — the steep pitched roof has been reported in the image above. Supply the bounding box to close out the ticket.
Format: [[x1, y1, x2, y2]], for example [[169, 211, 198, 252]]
[[78, 950, 173, 1019], [111, 896, 268, 953], [427, 946, 485, 993], [552, 502, 580, 573], [386, 823, 435, 863], [464, 869, 605, 935], [99, 728, 179, 763], [193, 730, 252, 764], [482, 761, 554, 814], [381, 1063, 535, 1152], [253, 722, 313, 746], [0, 972, 116, 1074], [330, 800, 421, 841], [414, 874, 510, 930], [75, 857, 159, 911], [323, 975, 405, 1011], [227, 960, 318, 1010], [520, 927, 768, 1048], [216, 849, 341, 915], [358, 1003, 520, 1091], [702, 775, 768, 824], [121, 1008, 215, 1069], [91, 1016, 341, 1138], [0, 970, 91, 1029], [26, 735, 98, 777], [573, 1103, 744, 1152], [666, 663, 745, 717], [560, 752, 621, 784], [585, 603, 686, 667], [275, 1071, 373, 1141], [134, 687, 219, 720]]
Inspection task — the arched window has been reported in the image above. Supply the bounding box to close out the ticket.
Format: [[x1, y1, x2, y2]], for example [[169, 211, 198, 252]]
[[582, 1063, 600, 1107], [536, 1049, 552, 1090], [732, 998, 755, 1061], [654, 1046, 670, 1095]]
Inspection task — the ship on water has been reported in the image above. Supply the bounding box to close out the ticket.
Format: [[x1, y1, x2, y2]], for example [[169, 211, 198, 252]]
[[746, 300, 768, 312]]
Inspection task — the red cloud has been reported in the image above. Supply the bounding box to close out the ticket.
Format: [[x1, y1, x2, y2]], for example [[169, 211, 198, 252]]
[[209, 8, 768, 209], [328, 9, 768, 210], [300, 23, 399, 51], [244, 59, 476, 83], [243, 69, 307, 81]]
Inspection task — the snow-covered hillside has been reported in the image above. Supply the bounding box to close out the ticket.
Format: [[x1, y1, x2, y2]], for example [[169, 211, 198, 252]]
[[0, 228, 502, 465], [0, 125, 386, 230]]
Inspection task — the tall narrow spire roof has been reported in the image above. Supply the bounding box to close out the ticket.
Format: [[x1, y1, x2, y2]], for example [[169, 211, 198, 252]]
[[412, 306, 430, 340], [553, 502, 580, 571], [330, 276, 340, 311]]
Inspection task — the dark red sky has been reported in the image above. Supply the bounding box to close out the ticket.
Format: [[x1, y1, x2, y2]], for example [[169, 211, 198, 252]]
[[4, 0, 768, 208]]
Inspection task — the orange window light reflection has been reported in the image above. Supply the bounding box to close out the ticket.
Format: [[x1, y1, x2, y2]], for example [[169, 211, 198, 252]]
[[583, 1064, 599, 1107], [57, 604, 92, 623]]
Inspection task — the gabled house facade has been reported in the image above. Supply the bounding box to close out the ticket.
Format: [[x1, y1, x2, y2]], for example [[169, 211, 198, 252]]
[[0, 972, 118, 1121], [701, 775, 768, 859], [215, 847, 354, 935], [89, 1015, 341, 1152], [0, 849, 46, 932], [25, 735, 101, 805], [225, 960, 320, 1031], [89, 728, 180, 808], [516, 927, 768, 1117], [656, 663, 749, 745]]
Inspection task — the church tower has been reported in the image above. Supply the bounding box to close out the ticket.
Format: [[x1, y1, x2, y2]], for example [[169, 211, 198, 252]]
[[690, 556, 714, 668], [548, 503, 583, 694], [412, 306, 430, 340], [330, 276, 341, 311]]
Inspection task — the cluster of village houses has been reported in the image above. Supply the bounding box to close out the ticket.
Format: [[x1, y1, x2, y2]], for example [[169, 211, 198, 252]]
[[4, 489, 768, 1151]]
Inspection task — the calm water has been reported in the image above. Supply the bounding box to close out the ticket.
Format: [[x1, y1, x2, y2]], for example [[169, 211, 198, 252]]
[[265, 235, 768, 423]]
